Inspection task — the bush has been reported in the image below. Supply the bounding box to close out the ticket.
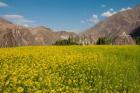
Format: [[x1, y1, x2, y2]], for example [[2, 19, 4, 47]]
[[135, 37, 140, 45], [54, 37, 78, 45], [96, 37, 112, 45]]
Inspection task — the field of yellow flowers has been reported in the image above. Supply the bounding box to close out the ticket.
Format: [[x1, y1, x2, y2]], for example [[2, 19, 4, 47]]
[[0, 46, 140, 93]]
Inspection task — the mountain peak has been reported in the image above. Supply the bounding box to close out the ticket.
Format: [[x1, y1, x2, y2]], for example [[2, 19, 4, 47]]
[[0, 18, 12, 25], [34, 26, 53, 32], [84, 4, 140, 43], [0, 18, 17, 30]]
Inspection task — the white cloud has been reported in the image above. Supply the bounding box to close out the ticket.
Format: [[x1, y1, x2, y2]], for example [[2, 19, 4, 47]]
[[101, 7, 132, 18], [81, 20, 85, 24], [120, 7, 131, 12], [109, 8, 114, 11], [88, 14, 100, 24], [102, 11, 116, 17], [101, 8, 117, 17], [81, 14, 100, 26], [101, 4, 106, 8], [0, 2, 8, 7], [3, 15, 24, 20], [81, 6, 132, 26], [2, 14, 33, 27]]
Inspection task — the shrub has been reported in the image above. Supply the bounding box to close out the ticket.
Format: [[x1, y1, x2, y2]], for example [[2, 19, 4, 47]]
[[96, 37, 112, 45]]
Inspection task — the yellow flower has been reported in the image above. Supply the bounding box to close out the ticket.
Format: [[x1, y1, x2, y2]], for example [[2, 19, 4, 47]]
[[35, 90, 42, 93], [17, 87, 24, 93]]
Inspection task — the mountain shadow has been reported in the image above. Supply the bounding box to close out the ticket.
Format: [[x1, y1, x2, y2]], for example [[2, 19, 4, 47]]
[[130, 26, 140, 37]]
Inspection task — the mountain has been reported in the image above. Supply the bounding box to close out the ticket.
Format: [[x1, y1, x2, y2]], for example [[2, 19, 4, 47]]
[[83, 5, 140, 43], [55, 31, 78, 40], [0, 18, 15, 30], [31, 27, 77, 45], [0, 18, 35, 47], [30, 26, 56, 45], [0, 18, 77, 47], [0, 5, 140, 47]]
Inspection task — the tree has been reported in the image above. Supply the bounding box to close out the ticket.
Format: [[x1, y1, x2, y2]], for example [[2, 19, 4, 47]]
[[96, 37, 112, 45], [135, 37, 140, 45], [54, 36, 79, 45]]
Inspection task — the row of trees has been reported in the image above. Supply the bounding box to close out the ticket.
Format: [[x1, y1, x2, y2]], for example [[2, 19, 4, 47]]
[[134, 37, 140, 45], [54, 37, 78, 45], [54, 36, 113, 45], [54, 36, 140, 45], [96, 37, 140, 45], [96, 37, 112, 45]]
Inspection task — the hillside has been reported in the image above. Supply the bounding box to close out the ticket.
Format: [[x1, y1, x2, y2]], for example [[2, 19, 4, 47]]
[[0, 18, 77, 47], [0, 5, 140, 47], [0, 18, 35, 47], [83, 5, 140, 43]]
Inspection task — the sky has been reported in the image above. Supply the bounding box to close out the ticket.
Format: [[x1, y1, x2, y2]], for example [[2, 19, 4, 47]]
[[0, 0, 140, 32]]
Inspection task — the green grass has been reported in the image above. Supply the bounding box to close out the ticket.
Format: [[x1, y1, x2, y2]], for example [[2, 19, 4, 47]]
[[0, 46, 140, 93]]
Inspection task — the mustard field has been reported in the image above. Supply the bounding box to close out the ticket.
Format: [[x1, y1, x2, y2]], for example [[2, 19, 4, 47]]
[[0, 46, 140, 93]]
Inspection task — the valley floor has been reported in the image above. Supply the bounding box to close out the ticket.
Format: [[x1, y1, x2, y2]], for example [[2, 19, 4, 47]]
[[0, 46, 140, 93]]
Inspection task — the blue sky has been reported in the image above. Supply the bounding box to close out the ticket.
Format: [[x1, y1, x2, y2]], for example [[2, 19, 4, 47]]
[[0, 0, 140, 32]]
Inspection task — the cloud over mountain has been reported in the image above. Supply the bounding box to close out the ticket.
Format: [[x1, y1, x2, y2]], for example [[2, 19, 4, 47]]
[[120, 7, 132, 12], [101, 8, 117, 17], [2, 14, 33, 27], [101, 7, 132, 18], [81, 14, 100, 26], [0, 2, 8, 7]]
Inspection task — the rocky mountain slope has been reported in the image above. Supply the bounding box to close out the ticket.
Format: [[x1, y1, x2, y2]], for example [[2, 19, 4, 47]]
[[83, 5, 140, 43], [0, 18, 77, 47], [0, 19, 35, 47], [30, 26, 77, 45], [0, 5, 140, 47]]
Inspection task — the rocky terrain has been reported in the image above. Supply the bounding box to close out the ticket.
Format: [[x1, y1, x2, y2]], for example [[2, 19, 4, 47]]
[[0, 18, 77, 47], [83, 5, 140, 43], [0, 5, 140, 47]]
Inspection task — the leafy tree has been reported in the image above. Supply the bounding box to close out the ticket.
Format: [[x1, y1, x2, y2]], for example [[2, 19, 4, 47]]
[[135, 37, 140, 45], [96, 37, 112, 45], [54, 36, 79, 45]]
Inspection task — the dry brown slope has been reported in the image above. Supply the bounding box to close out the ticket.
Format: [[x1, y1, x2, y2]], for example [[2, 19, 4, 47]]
[[84, 5, 140, 42]]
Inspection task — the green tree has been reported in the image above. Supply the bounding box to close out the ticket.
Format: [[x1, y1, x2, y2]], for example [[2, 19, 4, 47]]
[[135, 37, 140, 45], [96, 37, 112, 45], [54, 36, 79, 45]]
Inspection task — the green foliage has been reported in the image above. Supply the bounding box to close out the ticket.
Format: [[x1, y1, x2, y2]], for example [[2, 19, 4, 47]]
[[135, 37, 140, 45], [96, 37, 112, 45], [54, 37, 78, 45]]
